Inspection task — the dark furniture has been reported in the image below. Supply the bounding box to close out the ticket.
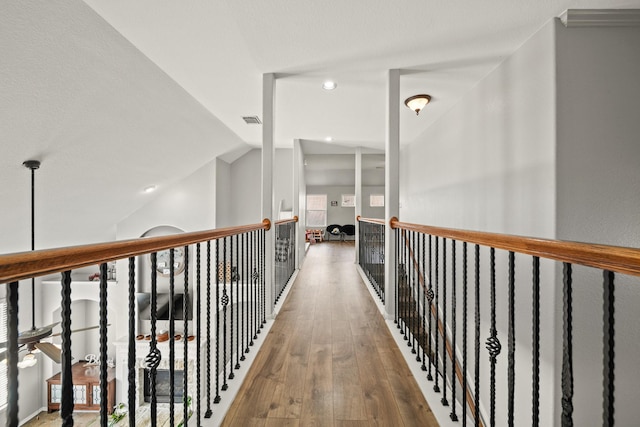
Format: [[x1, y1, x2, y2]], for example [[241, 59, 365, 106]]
[[325, 224, 342, 241]]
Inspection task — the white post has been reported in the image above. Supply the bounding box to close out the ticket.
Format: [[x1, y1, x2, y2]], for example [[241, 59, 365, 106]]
[[293, 138, 305, 268], [355, 147, 362, 264], [385, 69, 400, 320], [262, 73, 275, 318]]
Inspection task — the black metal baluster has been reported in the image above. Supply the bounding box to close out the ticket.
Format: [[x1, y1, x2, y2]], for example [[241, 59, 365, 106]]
[[462, 242, 468, 427], [411, 231, 418, 356], [403, 230, 408, 339], [169, 249, 175, 426], [427, 235, 434, 382], [61, 270, 74, 427], [262, 228, 266, 325], [128, 258, 136, 427], [204, 243, 212, 418], [507, 251, 515, 427], [183, 246, 190, 421], [222, 237, 229, 392], [441, 238, 448, 406], [99, 263, 108, 427], [532, 256, 540, 427], [214, 240, 221, 403], [421, 234, 427, 370], [196, 243, 202, 424], [230, 235, 236, 379], [395, 228, 399, 326], [450, 240, 458, 421], [148, 253, 159, 426], [561, 262, 573, 427], [249, 232, 254, 348], [434, 236, 440, 394], [6, 281, 19, 427], [474, 244, 480, 427], [603, 270, 615, 427], [253, 231, 258, 341], [486, 247, 501, 427], [235, 234, 241, 369], [241, 233, 247, 360]]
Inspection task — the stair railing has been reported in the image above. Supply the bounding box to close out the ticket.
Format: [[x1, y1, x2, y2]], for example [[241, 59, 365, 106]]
[[274, 216, 298, 305], [0, 219, 270, 427], [390, 218, 640, 426], [357, 217, 386, 303]]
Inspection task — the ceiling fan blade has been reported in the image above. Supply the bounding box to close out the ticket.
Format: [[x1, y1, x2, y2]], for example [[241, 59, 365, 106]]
[[34, 342, 62, 364], [18, 322, 60, 344], [50, 324, 111, 338]]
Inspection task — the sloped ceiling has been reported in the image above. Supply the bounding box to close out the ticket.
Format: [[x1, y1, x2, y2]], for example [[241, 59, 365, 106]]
[[2, 0, 639, 251]]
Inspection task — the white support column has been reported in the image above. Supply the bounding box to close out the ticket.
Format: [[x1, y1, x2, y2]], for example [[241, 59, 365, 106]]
[[293, 138, 305, 268], [262, 73, 275, 318], [355, 147, 362, 264], [384, 69, 400, 320]]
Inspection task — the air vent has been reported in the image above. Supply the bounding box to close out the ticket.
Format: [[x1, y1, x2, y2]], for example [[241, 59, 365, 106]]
[[242, 116, 262, 124]]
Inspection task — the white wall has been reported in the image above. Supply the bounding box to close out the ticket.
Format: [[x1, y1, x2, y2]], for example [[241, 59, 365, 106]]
[[399, 19, 557, 425], [216, 158, 232, 228], [229, 149, 262, 226], [274, 148, 294, 217], [555, 21, 640, 427]]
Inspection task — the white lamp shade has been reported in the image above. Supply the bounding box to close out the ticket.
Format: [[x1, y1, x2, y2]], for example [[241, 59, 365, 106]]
[[405, 94, 431, 115]]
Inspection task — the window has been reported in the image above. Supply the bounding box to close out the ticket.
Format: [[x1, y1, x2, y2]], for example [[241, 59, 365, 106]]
[[370, 194, 385, 207], [341, 194, 355, 207], [0, 298, 7, 410], [306, 194, 327, 227]]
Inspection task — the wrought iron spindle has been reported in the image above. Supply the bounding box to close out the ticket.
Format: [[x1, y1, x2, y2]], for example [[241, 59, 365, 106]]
[[450, 240, 458, 421], [149, 253, 159, 426], [7, 281, 19, 427], [411, 231, 417, 356], [249, 232, 254, 348], [205, 242, 213, 418], [214, 240, 221, 403], [241, 233, 247, 360], [441, 238, 448, 406], [603, 270, 615, 427], [169, 249, 175, 425], [422, 234, 427, 371], [474, 244, 480, 427], [561, 262, 573, 427], [486, 247, 501, 427], [395, 228, 399, 326], [183, 246, 190, 420], [235, 233, 241, 368], [434, 236, 440, 393], [427, 235, 434, 381], [222, 237, 229, 391], [532, 256, 540, 427], [507, 251, 515, 427], [462, 242, 468, 427], [250, 231, 256, 345], [61, 270, 74, 427], [403, 230, 408, 339], [99, 263, 108, 426], [196, 243, 202, 423], [128, 257, 136, 426], [262, 228, 266, 325], [231, 235, 237, 377]]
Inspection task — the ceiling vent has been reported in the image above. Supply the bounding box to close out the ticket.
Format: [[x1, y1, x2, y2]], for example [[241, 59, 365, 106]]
[[242, 116, 262, 124]]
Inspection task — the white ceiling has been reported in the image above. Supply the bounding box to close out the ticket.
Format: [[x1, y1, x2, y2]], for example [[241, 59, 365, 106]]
[[2, 0, 639, 250]]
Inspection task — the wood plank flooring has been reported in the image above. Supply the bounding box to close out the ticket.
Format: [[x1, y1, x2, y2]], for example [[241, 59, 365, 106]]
[[222, 242, 438, 427]]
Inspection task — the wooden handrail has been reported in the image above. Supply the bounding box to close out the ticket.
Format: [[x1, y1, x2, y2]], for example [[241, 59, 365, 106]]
[[0, 219, 271, 284], [274, 216, 298, 226], [391, 219, 640, 277], [356, 216, 386, 226]]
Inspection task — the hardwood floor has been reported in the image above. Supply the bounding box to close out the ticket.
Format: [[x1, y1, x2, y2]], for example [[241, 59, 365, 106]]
[[222, 241, 438, 427]]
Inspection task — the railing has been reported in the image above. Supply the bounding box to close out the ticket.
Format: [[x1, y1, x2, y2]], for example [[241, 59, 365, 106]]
[[390, 218, 640, 426], [274, 217, 298, 305], [0, 219, 270, 427], [357, 217, 385, 303]]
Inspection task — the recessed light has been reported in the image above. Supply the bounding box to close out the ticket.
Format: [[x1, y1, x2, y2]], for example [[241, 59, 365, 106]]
[[144, 185, 156, 194], [325, 136, 333, 142], [322, 81, 337, 90]]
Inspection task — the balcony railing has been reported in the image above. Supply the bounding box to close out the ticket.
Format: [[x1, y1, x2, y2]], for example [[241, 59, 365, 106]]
[[0, 219, 271, 427], [357, 217, 385, 303], [389, 218, 640, 426], [274, 217, 297, 306]]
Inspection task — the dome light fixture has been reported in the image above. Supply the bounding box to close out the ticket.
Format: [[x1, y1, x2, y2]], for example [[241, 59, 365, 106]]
[[144, 185, 156, 194], [404, 94, 432, 115], [322, 80, 337, 90], [325, 136, 333, 142]]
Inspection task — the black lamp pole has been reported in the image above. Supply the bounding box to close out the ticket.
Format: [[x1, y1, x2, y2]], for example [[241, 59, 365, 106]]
[[23, 160, 40, 331]]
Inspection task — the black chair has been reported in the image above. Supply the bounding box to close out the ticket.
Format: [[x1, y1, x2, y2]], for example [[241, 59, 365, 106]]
[[326, 224, 342, 241], [341, 224, 356, 241]]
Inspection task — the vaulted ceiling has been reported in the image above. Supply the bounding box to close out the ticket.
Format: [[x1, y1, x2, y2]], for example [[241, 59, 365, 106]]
[[1, 0, 638, 250]]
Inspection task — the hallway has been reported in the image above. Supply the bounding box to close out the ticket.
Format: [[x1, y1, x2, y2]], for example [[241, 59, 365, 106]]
[[222, 242, 438, 426]]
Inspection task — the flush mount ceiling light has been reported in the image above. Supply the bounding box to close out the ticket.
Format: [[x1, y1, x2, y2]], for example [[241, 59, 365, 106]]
[[322, 81, 337, 90], [404, 94, 432, 115], [325, 136, 333, 142], [144, 185, 156, 194]]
